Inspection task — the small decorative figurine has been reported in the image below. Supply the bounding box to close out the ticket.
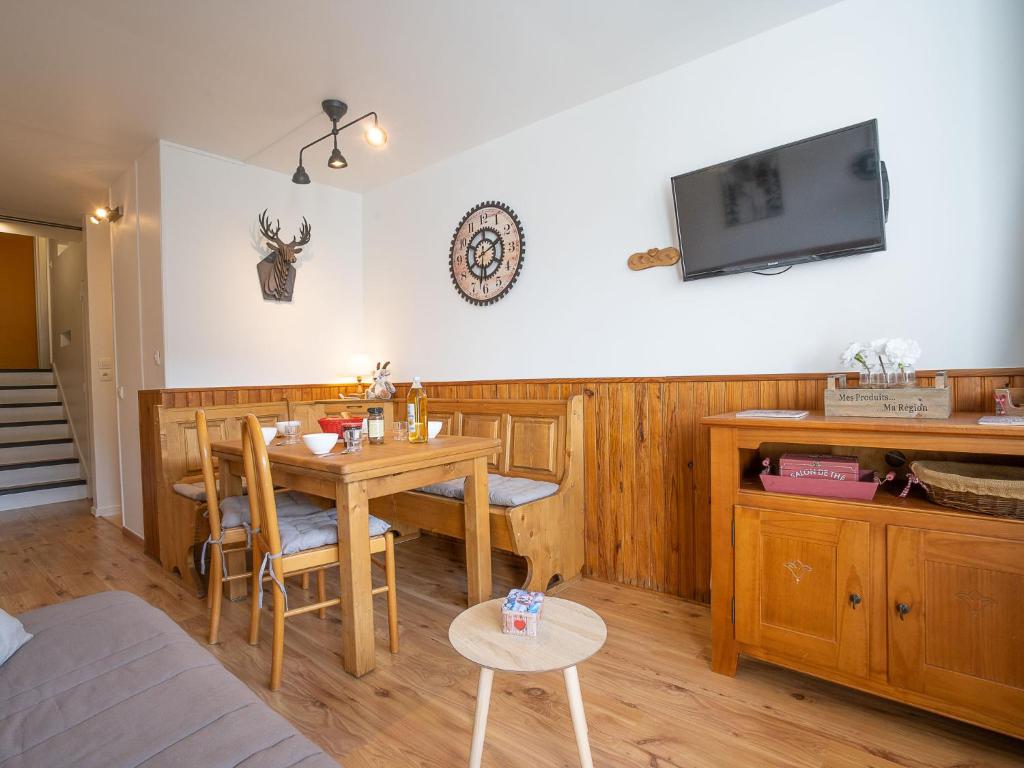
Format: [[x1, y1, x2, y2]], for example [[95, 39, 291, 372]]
[[501, 589, 545, 637], [367, 361, 396, 400]]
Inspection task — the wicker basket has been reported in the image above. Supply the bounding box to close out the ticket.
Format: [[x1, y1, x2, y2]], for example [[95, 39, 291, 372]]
[[909, 460, 1024, 519]]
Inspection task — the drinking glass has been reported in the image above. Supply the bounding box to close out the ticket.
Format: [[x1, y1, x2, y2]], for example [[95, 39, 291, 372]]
[[393, 421, 408, 441], [277, 420, 301, 445], [343, 427, 363, 453]]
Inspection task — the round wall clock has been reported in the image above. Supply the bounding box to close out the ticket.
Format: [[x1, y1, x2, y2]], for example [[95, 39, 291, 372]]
[[449, 200, 525, 306]]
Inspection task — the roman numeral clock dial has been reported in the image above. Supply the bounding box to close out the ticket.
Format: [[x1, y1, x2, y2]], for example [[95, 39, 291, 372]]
[[449, 201, 525, 306]]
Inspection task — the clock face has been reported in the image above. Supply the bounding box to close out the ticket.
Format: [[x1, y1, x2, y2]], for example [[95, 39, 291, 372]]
[[449, 201, 525, 306]]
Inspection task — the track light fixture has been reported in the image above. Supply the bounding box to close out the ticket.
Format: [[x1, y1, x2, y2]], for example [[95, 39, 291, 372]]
[[291, 99, 387, 184], [89, 206, 122, 224]]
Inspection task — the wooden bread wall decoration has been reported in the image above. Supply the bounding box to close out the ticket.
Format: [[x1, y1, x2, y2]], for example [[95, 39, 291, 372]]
[[627, 247, 680, 271]]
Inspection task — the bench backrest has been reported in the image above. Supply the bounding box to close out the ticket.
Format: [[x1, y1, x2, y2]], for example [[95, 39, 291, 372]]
[[157, 402, 290, 486], [428, 397, 581, 484], [287, 399, 395, 436]]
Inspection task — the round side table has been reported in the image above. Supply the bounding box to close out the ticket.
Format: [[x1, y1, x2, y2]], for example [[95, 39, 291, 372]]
[[449, 597, 607, 768]]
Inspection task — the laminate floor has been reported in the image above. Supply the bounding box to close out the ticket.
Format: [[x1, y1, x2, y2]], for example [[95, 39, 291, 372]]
[[1, 501, 1020, 767]]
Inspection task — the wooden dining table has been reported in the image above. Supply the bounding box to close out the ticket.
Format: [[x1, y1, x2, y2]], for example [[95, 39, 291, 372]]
[[211, 432, 501, 677]]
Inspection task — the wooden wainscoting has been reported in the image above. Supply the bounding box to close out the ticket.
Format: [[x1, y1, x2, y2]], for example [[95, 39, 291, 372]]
[[138, 368, 1024, 603]]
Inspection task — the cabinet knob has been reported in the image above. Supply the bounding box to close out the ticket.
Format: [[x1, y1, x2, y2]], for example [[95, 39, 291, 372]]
[[848, 593, 862, 609], [896, 602, 912, 620]]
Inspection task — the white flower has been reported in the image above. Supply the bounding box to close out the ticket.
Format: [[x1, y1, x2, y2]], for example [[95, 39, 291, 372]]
[[868, 338, 890, 372], [884, 338, 922, 369], [840, 342, 872, 372]]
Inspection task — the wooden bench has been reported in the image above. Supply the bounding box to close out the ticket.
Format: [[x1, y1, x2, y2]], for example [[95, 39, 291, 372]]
[[370, 397, 584, 592]]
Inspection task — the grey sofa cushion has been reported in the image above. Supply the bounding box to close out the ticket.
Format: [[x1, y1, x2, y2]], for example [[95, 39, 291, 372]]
[[277, 510, 391, 555], [417, 473, 559, 507], [0, 591, 337, 768], [219, 491, 312, 529]]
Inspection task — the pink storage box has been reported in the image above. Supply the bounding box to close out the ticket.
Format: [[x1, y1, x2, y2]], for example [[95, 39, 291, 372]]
[[779, 453, 859, 482], [761, 470, 885, 501], [501, 589, 544, 637]]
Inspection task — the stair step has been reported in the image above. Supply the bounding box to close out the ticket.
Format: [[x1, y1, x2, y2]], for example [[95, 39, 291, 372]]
[[0, 371, 54, 387], [0, 458, 81, 489], [0, 386, 59, 405], [0, 421, 70, 441], [0, 405, 64, 423], [0, 478, 88, 512], [0, 438, 75, 462]]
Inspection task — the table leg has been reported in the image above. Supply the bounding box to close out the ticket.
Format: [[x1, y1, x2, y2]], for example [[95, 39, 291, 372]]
[[219, 459, 248, 601], [463, 456, 492, 605], [469, 666, 493, 768], [336, 480, 375, 677], [563, 665, 594, 768]]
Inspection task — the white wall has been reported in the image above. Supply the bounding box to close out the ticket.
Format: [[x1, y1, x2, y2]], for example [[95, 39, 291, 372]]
[[362, 0, 1024, 381], [83, 217, 121, 519], [159, 142, 363, 387]]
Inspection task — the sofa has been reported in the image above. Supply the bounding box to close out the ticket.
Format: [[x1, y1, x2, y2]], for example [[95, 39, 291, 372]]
[[0, 591, 338, 767]]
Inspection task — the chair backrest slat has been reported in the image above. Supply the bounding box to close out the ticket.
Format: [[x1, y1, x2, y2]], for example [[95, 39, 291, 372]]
[[195, 409, 224, 539], [242, 413, 283, 558]]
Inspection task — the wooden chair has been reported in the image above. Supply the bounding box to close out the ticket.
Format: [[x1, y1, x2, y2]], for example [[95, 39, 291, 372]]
[[195, 408, 328, 644], [241, 413, 399, 691], [156, 401, 290, 596]]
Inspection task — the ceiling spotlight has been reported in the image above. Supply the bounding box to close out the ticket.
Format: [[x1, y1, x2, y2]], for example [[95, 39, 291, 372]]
[[328, 147, 348, 169], [364, 122, 388, 147], [89, 206, 122, 224], [291, 98, 387, 184]]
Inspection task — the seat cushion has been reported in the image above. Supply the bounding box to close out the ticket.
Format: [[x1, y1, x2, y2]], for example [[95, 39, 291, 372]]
[[219, 491, 311, 529], [417, 473, 559, 507], [172, 481, 207, 502], [277, 509, 391, 555], [1, 591, 337, 767]]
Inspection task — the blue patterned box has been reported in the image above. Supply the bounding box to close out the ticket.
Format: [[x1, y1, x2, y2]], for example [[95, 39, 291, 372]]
[[501, 589, 545, 636]]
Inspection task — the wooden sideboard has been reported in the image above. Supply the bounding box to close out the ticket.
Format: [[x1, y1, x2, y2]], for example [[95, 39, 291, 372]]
[[704, 412, 1024, 739]]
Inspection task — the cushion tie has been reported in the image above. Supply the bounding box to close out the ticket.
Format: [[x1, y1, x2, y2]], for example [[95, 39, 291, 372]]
[[257, 551, 288, 611], [199, 533, 228, 578], [241, 521, 258, 548]]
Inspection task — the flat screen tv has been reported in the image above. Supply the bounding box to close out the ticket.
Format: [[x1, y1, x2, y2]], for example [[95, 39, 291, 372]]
[[671, 119, 888, 281]]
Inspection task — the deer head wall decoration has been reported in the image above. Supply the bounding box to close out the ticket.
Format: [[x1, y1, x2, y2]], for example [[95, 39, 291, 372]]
[[257, 209, 311, 301]]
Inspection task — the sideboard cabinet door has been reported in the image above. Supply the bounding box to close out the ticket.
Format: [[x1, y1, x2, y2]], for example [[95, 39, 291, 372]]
[[735, 506, 870, 677], [887, 526, 1024, 718]]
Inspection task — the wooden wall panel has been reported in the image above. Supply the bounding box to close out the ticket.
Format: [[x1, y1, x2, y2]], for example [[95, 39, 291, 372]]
[[139, 369, 1024, 602]]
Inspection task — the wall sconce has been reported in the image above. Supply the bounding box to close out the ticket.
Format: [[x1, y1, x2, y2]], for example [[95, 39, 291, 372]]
[[90, 206, 122, 224], [292, 99, 388, 185]]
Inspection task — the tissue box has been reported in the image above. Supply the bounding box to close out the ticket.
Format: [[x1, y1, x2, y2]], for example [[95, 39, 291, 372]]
[[501, 589, 544, 636]]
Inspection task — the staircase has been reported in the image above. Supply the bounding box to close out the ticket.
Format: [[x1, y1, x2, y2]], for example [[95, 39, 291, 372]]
[[0, 369, 87, 512]]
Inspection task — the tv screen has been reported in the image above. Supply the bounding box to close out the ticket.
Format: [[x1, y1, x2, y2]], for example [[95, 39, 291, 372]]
[[671, 120, 887, 281]]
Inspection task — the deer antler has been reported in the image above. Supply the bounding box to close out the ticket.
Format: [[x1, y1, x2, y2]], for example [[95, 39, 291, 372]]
[[289, 217, 311, 248], [258, 209, 284, 246]]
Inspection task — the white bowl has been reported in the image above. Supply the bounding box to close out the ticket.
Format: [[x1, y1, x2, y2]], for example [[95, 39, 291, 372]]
[[260, 426, 278, 445], [427, 420, 443, 439], [303, 432, 339, 455]]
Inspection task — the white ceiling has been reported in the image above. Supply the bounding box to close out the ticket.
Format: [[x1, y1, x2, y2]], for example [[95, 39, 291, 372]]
[[0, 0, 840, 224]]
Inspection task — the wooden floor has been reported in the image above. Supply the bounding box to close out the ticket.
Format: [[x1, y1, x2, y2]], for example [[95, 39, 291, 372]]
[[1, 501, 1021, 767]]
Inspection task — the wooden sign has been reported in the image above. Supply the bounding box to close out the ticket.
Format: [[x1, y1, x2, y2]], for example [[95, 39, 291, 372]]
[[627, 247, 680, 271], [824, 373, 952, 419]]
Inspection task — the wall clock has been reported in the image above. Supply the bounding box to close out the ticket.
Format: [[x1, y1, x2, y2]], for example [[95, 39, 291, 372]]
[[449, 201, 525, 306]]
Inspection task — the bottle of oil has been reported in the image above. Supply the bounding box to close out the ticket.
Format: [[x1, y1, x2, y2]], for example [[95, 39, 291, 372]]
[[406, 376, 428, 443]]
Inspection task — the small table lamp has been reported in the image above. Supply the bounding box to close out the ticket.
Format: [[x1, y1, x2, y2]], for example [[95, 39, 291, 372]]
[[349, 353, 371, 396]]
